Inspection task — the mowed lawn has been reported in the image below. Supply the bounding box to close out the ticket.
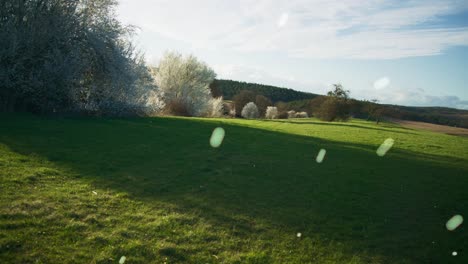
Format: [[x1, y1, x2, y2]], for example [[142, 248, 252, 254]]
[[1, 113, 467, 263]]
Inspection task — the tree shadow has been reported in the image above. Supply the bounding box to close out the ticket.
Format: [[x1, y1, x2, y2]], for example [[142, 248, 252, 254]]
[[1, 114, 467, 263]]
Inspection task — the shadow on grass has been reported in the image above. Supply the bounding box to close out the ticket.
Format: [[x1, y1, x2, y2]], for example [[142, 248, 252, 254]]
[[1, 114, 467, 263]]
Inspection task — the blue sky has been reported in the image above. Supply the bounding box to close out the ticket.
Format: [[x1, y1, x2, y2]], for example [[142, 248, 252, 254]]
[[117, 0, 468, 109]]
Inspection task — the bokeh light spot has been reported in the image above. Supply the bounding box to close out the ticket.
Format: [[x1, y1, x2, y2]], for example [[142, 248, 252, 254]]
[[316, 149, 327, 163], [376, 138, 394, 157], [446, 215, 463, 231], [210, 127, 225, 148]]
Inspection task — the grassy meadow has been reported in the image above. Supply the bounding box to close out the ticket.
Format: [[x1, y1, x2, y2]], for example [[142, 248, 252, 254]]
[[1, 113, 467, 263]]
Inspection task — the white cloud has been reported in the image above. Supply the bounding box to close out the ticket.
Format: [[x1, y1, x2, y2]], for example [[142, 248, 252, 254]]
[[354, 86, 468, 109], [116, 0, 468, 109], [277, 13, 289, 28], [374, 77, 390, 90], [423, 95, 468, 109], [118, 0, 468, 59]]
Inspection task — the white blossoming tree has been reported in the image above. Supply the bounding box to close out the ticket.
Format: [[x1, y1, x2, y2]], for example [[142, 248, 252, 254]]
[[154, 52, 221, 117], [209, 96, 224, 117], [265, 106, 278, 119], [241, 102, 259, 119]]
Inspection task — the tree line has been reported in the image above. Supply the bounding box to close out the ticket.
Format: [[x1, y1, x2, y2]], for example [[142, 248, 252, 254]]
[[210, 79, 319, 103], [228, 84, 468, 127]]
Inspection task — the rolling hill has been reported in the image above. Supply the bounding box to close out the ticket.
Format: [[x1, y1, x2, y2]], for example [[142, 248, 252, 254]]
[[210, 79, 319, 102], [212, 79, 468, 128], [1, 113, 467, 263]]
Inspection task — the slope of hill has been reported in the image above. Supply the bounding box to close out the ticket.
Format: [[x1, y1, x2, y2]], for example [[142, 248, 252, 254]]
[[1, 114, 467, 263], [210, 79, 319, 102], [382, 105, 468, 128], [393, 119, 468, 136]]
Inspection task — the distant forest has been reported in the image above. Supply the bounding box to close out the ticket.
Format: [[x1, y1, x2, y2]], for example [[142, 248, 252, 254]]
[[211, 79, 468, 128], [210, 79, 319, 102], [381, 105, 468, 128]]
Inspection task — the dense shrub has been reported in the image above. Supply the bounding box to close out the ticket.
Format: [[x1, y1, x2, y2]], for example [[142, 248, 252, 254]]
[[275, 101, 288, 112], [141, 90, 166, 116], [316, 84, 351, 121], [255, 95, 272, 117], [233, 90, 256, 117], [287, 110, 296, 119], [308, 96, 328, 114], [0, 0, 156, 115], [229, 108, 237, 117], [164, 99, 191, 116], [209, 97, 224, 117], [277, 111, 289, 119], [295, 112, 309, 118], [316, 97, 350, 121], [233, 90, 273, 117], [265, 106, 278, 119], [241, 102, 259, 119], [222, 104, 229, 116]]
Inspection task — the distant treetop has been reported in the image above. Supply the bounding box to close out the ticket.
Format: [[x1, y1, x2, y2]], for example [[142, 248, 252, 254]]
[[210, 79, 318, 102]]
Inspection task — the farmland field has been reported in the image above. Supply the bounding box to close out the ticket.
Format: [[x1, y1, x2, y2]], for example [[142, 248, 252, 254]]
[[393, 119, 468, 137], [1, 113, 467, 263]]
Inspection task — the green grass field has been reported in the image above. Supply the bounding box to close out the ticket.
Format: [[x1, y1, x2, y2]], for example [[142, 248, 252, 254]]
[[1, 113, 467, 263]]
